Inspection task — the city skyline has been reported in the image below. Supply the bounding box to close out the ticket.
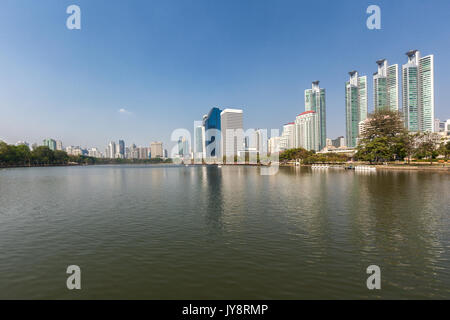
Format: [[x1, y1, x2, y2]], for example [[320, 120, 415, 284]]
[[1, 1, 449, 150]]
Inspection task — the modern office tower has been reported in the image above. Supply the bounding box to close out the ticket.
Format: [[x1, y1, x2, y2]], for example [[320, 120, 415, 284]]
[[150, 142, 164, 158], [373, 59, 399, 112], [402, 50, 435, 132], [43, 138, 57, 151], [177, 137, 183, 156], [437, 119, 450, 144], [56, 140, 63, 151], [107, 141, 116, 159], [434, 119, 440, 132], [254, 129, 268, 154], [118, 140, 125, 157], [305, 81, 326, 150], [345, 71, 368, 148], [194, 125, 205, 159], [137, 147, 150, 159], [358, 118, 371, 139], [294, 111, 319, 151], [326, 138, 332, 147], [203, 107, 222, 158], [129, 144, 138, 159], [246, 131, 256, 150], [177, 137, 190, 157], [280, 123, 295, 150], [331, 136, 345, 148], [243, 129, 266, 159], [88, 147, 101, 158], [268, 136, 282, 154], [220, 108, 244, 160], [434, 119, 445, 132], [66, 146, 82, 156]]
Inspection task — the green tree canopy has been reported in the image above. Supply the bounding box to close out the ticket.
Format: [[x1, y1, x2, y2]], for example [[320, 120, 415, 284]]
[[279, 148, 313, 162], [356, 110, 407, 163]]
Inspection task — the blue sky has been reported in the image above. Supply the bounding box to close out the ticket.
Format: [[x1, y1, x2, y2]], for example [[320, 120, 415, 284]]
[[0, 0, 449, 151]]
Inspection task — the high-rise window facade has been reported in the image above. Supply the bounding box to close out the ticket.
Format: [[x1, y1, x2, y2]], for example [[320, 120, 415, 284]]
[[305, 81, 326, 150], [294, 111, 319, 151], [402, 50, 435, 132], [220, 109, 244, 161], [43, 138, 57, 151], [203, 107, 222, 158], [118, 140, 125, 156], [373, 59, 399, 112], [345, 71, 367, 148]]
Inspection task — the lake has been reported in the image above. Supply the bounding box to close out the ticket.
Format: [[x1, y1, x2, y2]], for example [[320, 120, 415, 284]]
[[0, 165, 449, 299]]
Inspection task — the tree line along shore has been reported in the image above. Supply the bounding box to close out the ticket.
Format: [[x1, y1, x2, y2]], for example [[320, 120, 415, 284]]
[[0, 142, 172, 167]]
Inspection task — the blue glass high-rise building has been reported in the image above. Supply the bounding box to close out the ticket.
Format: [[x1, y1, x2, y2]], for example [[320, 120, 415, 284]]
[[203, 107, 221, 158], [118, 140, 125, 156]]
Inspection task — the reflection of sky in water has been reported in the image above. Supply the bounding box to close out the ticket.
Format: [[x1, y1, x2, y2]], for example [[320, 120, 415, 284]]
[[0, 166, 448, 299]]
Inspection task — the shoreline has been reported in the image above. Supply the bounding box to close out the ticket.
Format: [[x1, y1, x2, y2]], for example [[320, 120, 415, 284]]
[[1, 162, 449, 172]]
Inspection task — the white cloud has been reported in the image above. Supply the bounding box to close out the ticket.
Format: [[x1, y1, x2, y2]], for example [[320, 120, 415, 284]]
[[118, 108, 132, 114]]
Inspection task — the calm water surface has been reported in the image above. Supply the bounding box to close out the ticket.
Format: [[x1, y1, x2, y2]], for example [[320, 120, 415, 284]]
[[0, 165, 449, 299]]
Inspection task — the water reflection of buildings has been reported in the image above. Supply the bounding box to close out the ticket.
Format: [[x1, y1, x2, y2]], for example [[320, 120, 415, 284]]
[[347, 170, 445, 295], [201, 166, 225, 231]]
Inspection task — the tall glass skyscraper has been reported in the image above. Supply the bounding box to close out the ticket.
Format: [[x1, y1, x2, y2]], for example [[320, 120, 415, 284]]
[[402, 50, 435, 132], [345, 71, 368, 148], [118, 140, 125, 157], [43, 138, 56, 151], [373, 59, 399, 112], [305, 81, 326, 150], [203, 107, 222, 158]]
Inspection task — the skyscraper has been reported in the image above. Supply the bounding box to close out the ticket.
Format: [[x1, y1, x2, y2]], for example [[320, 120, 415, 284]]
[[56, 140, 63, 151], [305, 81, 326, 150], [220, 108, 244, 161], [373, 59, 399, 112], [107, 141, 116, 159], [254, 129, 268, 154], [129, 143, 138, 159], [203, 107, 222, 158], [177, 137, 190, 157], [43, 138, 56, 151], [194, 125, 205, 159], [345, 71, 368, 148], [118, 140, 125, 157], [268, 136, 282, 154], [402, 50, 435, 132], [280, 123, 295, 150], [294, 111, 319, 151], [150, 142, 164, 158], [138, 147, 150, 159]]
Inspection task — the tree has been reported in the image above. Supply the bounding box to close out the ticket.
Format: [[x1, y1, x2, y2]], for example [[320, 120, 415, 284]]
[[437, 140, 450, 161], [279, 148, 313, 162], [357, 136, 392, 163], [54, 150, 69, 164], [415, 132, 440, 164], [356, 110, 407, 163], [0, 141, 12, 165], [31, 146, 55, 165], [15, 144, 31, 165], [400, 132, 420, 164]]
